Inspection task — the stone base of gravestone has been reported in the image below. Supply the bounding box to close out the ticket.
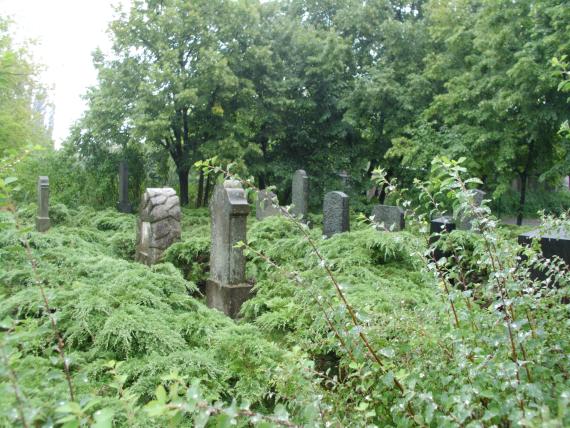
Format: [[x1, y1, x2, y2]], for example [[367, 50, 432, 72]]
[[429, 216, 456, 261], [136, 188, 181, 265], [323, 191, 349, 238], [117, 200, 133, 213], [36, 217, 50, 232], [206, 280, 253, 319], [518, 229, 570, 280], [256, 190, 281, 220], [372, 205, 404, 231]]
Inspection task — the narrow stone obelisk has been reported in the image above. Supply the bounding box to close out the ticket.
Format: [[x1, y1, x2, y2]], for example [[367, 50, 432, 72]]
[[36, 176, 50, 232], [206, 180, 252, 318], [291, 169, 309, 220], [117, 161, 132, 213]]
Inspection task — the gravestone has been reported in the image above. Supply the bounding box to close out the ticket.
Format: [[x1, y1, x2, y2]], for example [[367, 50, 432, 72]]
[[323, 191, 349, 238], [206, 180, 252, 318], [372, 205, 405, 231], [36, 176, 50, 232], [256, 190, 281, 220], [291, 169, 309, 220], [518, 229, 570, 266], [136, 188, 181, 265], [429, 216, 456, 261], [458, 189, 486, 230], [117, 161, 132, 213]]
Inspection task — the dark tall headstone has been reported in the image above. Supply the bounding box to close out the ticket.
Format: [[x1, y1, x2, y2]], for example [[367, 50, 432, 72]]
[[323, 191, 349, 238], [429, 216, 456, 261], [291, 169, 309, 220], [372, 205, 405, 231], [117, 161, 132, 213], [518, 229, 570, 266], [256, 190, 281, 220], [206, 180, 252, 318], [36, 176, 50, 232], [458, 189, 486, 230], [136, 188, 181, 265]]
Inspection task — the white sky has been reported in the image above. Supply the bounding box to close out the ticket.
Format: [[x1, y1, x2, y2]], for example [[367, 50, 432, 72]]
[[1, 0, 131, 147]]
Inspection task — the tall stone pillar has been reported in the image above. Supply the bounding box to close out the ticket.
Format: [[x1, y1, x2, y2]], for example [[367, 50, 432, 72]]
[[323, 191, 349, 238], [291, 169, 309, 220], [206, 180, 252, 318], [36, 176, 50, 232], [117, 161, 132, 213]]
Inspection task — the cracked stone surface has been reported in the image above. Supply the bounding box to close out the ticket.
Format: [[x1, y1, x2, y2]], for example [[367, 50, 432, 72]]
[[136, 188, 181, 265]]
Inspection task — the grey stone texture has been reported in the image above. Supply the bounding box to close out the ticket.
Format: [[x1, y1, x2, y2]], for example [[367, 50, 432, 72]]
[[256, 190, 281, 220], [36, 176, 50, 232], [323, 191, 349, 238], [117, 161, 133, 213], [458, 189, 486, 230], [206, 180, 252, 318], [372, 205, 405, 231], [136, 188, 181, 265], [291, 169, 309, 220]]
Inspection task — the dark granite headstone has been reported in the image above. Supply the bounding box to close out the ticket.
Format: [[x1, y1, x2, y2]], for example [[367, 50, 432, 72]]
[[323, 191, 349, 238], [518, 229, 570, 265], [429, 216, 456, 261], [117, 161, 132, 213]]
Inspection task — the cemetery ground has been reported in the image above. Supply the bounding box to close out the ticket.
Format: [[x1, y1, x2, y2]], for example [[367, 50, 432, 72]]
[[1, 187, 569, 427]]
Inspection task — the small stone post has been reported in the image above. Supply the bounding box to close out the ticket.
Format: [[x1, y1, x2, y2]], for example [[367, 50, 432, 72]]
[[458, 189, 486, 230], [291, 169, 309, 220], [117, 161, 132, 213], [323, 191, 349, 238], [206, 180, 252, 318], [136, 188, 181, 265], [36, 176, 50, 232], [372, 205, 405, 231], [256, 190, 281, 220]]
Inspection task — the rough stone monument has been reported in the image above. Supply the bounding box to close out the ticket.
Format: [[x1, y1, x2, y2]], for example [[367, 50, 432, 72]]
[[323, 191, 349, 238], [458, 189, 486, 230], [206, 180, 252, 318], [372, 205, 405, 231], [256, 189, 281, 220], [36, 176, 50, 232], [117, 161, 132, 213], [291, 169, 309, 220], [136, 188, 181, 265]]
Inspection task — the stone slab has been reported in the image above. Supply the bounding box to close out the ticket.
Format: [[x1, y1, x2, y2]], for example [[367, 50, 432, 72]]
[[206, 280, 253, 319], [372, 205, 404, 231], [323, 191, 349, 238]]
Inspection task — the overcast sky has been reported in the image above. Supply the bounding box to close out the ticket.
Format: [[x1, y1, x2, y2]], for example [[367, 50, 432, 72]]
[[1, 0, 131, 147]]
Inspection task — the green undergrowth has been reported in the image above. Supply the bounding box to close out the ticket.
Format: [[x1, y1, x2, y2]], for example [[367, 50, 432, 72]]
[[0, 206, 318, 427]]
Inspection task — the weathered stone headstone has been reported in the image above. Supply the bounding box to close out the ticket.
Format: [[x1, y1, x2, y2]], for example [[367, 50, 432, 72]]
[[256, 190, 281, 220], [136, 188, 181, 265], [429, 216, 456, 261], [206, 180, 252, 318], [323, 191, 349, 238], [291, 169, 309, 220], [372, 205, 405, 231], [117, 161, 132, 213], [458, 189, 486, 230], [36, 176, 50, 232]]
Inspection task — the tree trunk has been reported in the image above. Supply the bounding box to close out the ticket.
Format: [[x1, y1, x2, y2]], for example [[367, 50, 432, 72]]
[[516, 171, 527, 226], [258, 174, 266, 190], [178, 167, 189, 206], [195, 170, 204, 208]]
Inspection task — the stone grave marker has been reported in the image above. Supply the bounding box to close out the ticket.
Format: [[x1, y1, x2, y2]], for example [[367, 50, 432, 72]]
[[206, 180, 252, 318], [458, 189, 486, 230], [291, 169, 308, 220], [323, 191, 349, 238], [136, 188, 181, 265], [430, 216, 456, 261], [256, 189, 281, 220], [518, 229, 570, 267], [372, 205, 405, 231], [36, 176, 50, 232], [117, 161, 133, 213]]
